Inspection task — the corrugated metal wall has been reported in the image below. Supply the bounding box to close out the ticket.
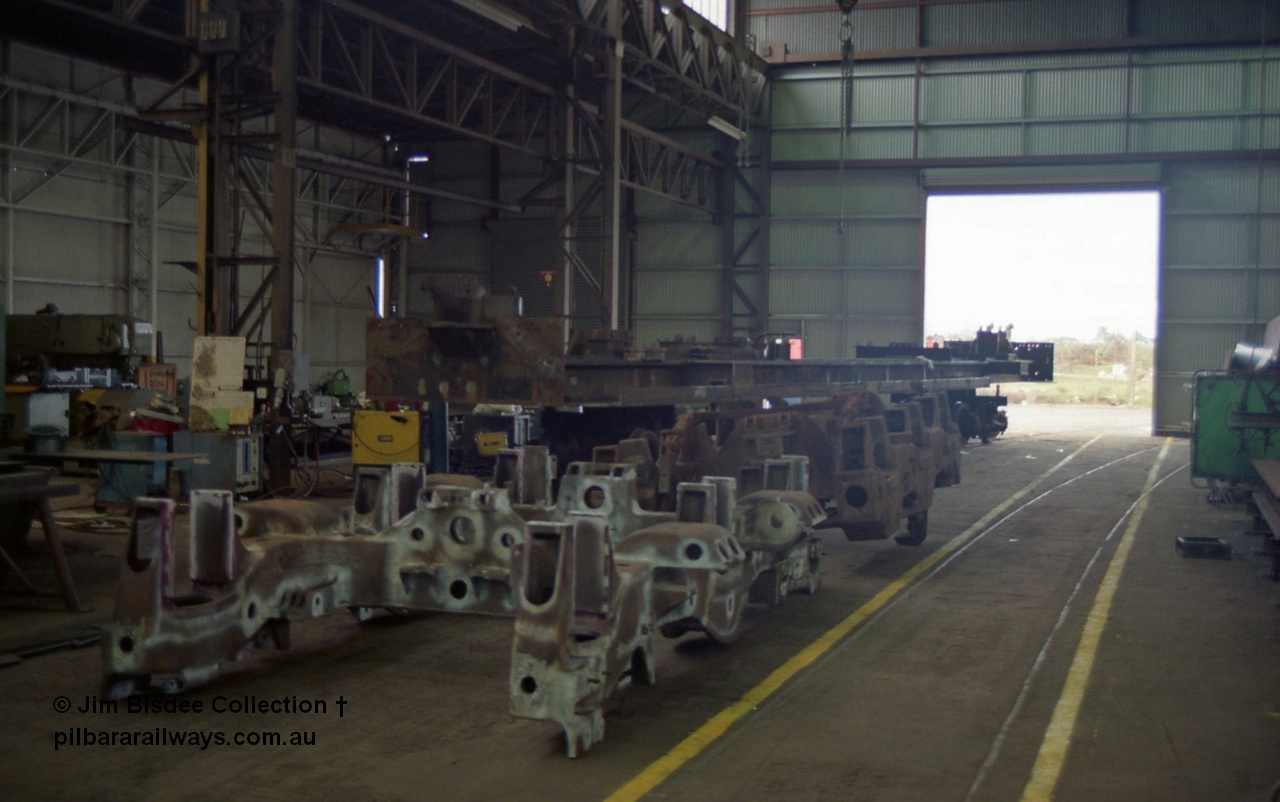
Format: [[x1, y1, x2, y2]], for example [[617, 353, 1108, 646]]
[[773, 48, 1279, 164], [685, 0, 729, 31], [633, 187, 722, 348], [7, 2, 1278, 428], [1, 43, 392, 391], [761, 0, 1279, 430], [304, 252, 373, 384], [750, 0, 1272, 55], [770, 168, 922, 355], [1157, 160, 1280, 432], [405, 138, 495, 317], [487, 216, 614, 330]]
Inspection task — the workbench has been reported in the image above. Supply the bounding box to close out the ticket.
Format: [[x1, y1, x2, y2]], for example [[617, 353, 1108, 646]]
[[10, 448, 206, 466], [0, 469, 82, 611], [1249, 458, 1280, 580], [6, 447, 207, 506]]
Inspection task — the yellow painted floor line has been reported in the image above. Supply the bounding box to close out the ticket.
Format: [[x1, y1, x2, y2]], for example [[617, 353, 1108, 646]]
[[1019, 438, 1173, 802], [605, 435, 1105, 802]]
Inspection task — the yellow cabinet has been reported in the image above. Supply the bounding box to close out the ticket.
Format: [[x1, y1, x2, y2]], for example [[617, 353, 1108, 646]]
[[352, 410, 423, 466]]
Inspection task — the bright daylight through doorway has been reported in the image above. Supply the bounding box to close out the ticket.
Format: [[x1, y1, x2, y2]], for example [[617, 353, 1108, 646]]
[[924, 191, 1161, 406]]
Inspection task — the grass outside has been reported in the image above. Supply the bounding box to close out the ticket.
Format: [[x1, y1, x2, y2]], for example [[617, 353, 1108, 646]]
[[1003, 370, 1153, 407]]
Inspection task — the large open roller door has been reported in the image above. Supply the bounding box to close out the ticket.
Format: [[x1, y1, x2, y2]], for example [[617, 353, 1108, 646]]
[[921, 163, 1174, 428]]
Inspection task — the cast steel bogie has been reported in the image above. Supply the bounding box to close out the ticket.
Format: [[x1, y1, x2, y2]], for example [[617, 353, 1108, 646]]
[[509, 461, 825, 756], [736, 488, 826, 604], [830, 415, 902, 540], [884, 402, 936, 518], [104, 469, 530, 697], [510, 518, 652, 758], [916, 392, 962, 487], [654, 388, 954, 547], [104, 434, 823, 744]]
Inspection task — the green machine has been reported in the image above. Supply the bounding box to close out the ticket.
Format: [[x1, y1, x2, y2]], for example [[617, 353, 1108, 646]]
[[1191, 371, 1280, 483]]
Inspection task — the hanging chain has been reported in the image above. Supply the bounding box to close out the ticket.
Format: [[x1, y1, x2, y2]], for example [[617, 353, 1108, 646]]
[[741, 35, 755, 170], [838, 11, 855, 234]]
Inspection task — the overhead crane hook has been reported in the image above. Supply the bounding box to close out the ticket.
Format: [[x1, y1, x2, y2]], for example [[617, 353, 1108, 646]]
[[837, 0, 858, 234]]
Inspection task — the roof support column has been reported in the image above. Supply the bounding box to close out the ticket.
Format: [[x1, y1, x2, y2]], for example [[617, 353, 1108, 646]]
[[554, 27, 576, 348], [719, 157, 735, 342], [3, 42, 14, 316], [600, 0, 622, 330], [757, 110, 773, 337], [266, 0, 298, 494], [194, 54, 226, 335]]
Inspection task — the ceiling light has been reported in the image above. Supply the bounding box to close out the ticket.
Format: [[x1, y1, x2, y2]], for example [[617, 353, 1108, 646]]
[[707, 115, 747, 141], [451, 0, 526, 31]]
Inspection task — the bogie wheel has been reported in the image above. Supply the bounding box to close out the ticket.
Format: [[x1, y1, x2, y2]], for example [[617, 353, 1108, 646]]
[[799, 564, 821, 595], [895, 511, 928, 547], [629, 648, 654, 686], [628, 428, 662, 460], [660, 623, 688, 639]]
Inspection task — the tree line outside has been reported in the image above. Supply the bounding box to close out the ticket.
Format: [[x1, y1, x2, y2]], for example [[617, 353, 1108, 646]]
[[940, 328, 1155, 407]]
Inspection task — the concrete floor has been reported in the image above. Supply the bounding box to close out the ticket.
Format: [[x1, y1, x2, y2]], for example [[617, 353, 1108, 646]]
[[0, 405, 1276, 801]]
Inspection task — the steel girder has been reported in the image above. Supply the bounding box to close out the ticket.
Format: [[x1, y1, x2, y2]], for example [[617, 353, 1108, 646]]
[[4, 0, 766, 207], [0, 73, 508, 288], [7, 0, 770, 134], [723, 150, 771, 340], [5, 0, 777, 432], [294, 0, 754, 212], [297, 0, 553, 156], [617, 120, 721, 211], [569, 0, 769, 127]]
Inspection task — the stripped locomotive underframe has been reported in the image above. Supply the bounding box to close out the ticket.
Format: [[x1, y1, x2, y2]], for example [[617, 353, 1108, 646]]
[[104, 380, 964, 755]]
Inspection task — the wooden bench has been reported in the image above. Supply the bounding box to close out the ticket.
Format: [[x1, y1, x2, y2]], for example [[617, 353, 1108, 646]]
[[0, 470, 83, 610]]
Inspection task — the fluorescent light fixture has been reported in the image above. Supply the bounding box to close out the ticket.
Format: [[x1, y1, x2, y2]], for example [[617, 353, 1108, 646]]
[[407, 154, 430, 163], [374, 255, 387, 318], [451, 0, 526, 31], [707, 115, 746, 141]]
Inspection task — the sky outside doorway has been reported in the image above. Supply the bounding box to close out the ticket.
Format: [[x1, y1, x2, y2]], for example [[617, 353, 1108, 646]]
[[924, 191, 1160, 343]]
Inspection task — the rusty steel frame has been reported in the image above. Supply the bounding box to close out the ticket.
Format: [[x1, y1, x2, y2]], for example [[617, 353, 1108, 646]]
[[658, 387, 962, 549], [0, 75, 459, 335], [364, 290, 1033, 410]]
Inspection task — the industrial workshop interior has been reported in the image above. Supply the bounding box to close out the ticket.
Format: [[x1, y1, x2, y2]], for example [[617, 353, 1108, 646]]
[[0, 0, 1276, 799]]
